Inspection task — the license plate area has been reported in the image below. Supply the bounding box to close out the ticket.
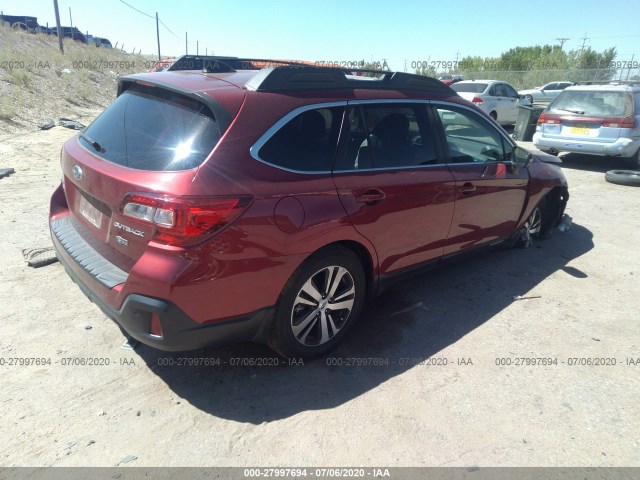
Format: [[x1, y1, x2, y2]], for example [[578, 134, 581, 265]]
[[569, 124, 590, 135], [79, 195, 103, 229]]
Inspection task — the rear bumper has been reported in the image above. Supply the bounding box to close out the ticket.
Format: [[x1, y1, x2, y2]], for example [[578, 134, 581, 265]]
[[51, 214, 273, 351], [533, 133, 639, 157]]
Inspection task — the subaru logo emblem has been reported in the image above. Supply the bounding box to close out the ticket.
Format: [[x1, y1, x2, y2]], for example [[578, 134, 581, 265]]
[[72, 165, 83, 181]]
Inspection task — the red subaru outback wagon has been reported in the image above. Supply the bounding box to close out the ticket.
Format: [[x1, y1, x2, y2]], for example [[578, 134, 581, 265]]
[[50, 57, 569, 358]]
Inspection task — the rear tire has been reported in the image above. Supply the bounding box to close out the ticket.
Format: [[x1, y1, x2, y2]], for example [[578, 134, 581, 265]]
[[624, 148, 640, 170], [269, 246, 366, 359]]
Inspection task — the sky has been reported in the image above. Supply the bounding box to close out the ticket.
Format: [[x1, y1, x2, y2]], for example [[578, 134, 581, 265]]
[[3, 0, 640, 71]]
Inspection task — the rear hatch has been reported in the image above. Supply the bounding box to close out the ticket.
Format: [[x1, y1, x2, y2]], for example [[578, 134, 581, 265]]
[[538, 89, 635, 143], [59, 76, 245, 269]]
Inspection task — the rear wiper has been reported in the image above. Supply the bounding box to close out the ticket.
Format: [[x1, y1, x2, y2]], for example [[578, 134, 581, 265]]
[[79, 133, 105, 153], [557, 108, 585, 115]]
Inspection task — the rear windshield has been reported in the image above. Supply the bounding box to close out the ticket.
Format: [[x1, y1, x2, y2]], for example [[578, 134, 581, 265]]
[[452, 83, 488, 94], [549, 90, 633, 117], [79, 86, 221, 171]]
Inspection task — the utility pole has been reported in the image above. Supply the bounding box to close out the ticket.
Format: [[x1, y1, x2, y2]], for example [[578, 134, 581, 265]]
[[556, 38, 569, 50], [185, 32, 188, 55], [197, 41, 199, 55], [53, 0, 63, 53], [69, 7, 72, 28], [579, 33, 590, 51], [626, 55, 635, 81], [155, 12, 161, 61]]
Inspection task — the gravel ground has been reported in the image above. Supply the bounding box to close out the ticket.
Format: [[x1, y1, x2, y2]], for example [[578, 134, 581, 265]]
[[0, 124, 639, 468]]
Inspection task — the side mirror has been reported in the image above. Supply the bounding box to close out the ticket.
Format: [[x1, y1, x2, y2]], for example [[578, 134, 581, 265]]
[[511, 146, 532, 168]]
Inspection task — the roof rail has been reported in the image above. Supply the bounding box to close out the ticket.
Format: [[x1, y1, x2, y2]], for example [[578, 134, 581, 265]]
[[244, 66, 455, 94], [165, 55, 455, 94]]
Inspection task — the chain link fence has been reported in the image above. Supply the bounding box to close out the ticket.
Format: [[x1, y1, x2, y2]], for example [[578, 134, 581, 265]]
[[455, 68, 640, 90]]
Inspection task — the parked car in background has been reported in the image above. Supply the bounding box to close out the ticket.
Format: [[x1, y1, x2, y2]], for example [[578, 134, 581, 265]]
[[519, 81, 574, 104], [46, 26, 87, 43], [96, 37, 112, 48], [452, 80, 530, 125], [533, 82, 640, 169], [438, 74, 463, 86], [50, 62, 568, 358], [151, 57, 177, 72], [87, 35, 112, 48], [0, 14, 40, 31]]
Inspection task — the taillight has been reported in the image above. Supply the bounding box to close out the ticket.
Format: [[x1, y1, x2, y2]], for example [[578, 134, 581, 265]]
[[120, 193, 252, 246], [602, 116, 636, 128], [472, 96, 484, 104], [537, 112, 561, 125]]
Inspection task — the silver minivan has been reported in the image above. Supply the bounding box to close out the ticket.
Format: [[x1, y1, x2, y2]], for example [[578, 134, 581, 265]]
[[533, 83, 640, 169]]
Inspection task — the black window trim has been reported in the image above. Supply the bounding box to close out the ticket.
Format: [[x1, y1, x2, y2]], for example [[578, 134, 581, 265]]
[[249, 101, 347, 174], [429, 101, 517, 166]]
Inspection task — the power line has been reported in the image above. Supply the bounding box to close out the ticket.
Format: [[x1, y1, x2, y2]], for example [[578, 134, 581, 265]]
[[118, 0, 154, 19], [158, 18, 181, 40]]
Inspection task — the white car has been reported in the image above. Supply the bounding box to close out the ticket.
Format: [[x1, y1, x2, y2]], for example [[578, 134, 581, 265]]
[[519, 81, 574, 104], [451, 80, 529, 126]]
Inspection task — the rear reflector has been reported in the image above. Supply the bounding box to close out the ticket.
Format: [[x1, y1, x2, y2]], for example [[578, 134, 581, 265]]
[[150, 312, 162, 337], [120, 193, 252, 246]]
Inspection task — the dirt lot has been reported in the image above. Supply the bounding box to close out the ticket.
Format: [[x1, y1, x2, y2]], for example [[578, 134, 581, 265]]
[[0, 120, 639, 468]]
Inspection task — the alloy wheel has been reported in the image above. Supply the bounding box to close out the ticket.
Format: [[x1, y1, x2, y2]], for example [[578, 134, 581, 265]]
[[290, 266, 356, 347]]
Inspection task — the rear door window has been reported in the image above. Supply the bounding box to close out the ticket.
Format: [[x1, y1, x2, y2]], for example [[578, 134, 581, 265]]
[[79, 86, 221, 171], [504, 84, 519, 98], [337, 103, 438, 170], [494, 84, 508, 97], [258, 107, 344, 172]]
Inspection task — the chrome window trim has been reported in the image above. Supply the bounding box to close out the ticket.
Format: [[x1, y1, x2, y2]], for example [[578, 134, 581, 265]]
[[249, 101, 348, 174], [332, 163, 452, 175], [249, 98, 515, 175]]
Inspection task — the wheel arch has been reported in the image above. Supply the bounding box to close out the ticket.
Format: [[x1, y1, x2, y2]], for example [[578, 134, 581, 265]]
[[312, 240, 378, 299]]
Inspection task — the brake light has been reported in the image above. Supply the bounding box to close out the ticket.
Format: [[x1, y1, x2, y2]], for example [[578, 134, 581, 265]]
[[602, 116, 636, 128], [537, 113, 561, 125], [472, 96, 484, 104], [120, 193, 252, 246]]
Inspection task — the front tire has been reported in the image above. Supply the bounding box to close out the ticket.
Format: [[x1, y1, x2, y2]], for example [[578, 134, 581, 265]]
[[269, 246, 366, 358], [514, 198, 554, 248]]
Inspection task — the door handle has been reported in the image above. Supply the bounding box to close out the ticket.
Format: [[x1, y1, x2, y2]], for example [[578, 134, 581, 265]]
[[457, 182, 476, 194], [355, 189, 386, 205]]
